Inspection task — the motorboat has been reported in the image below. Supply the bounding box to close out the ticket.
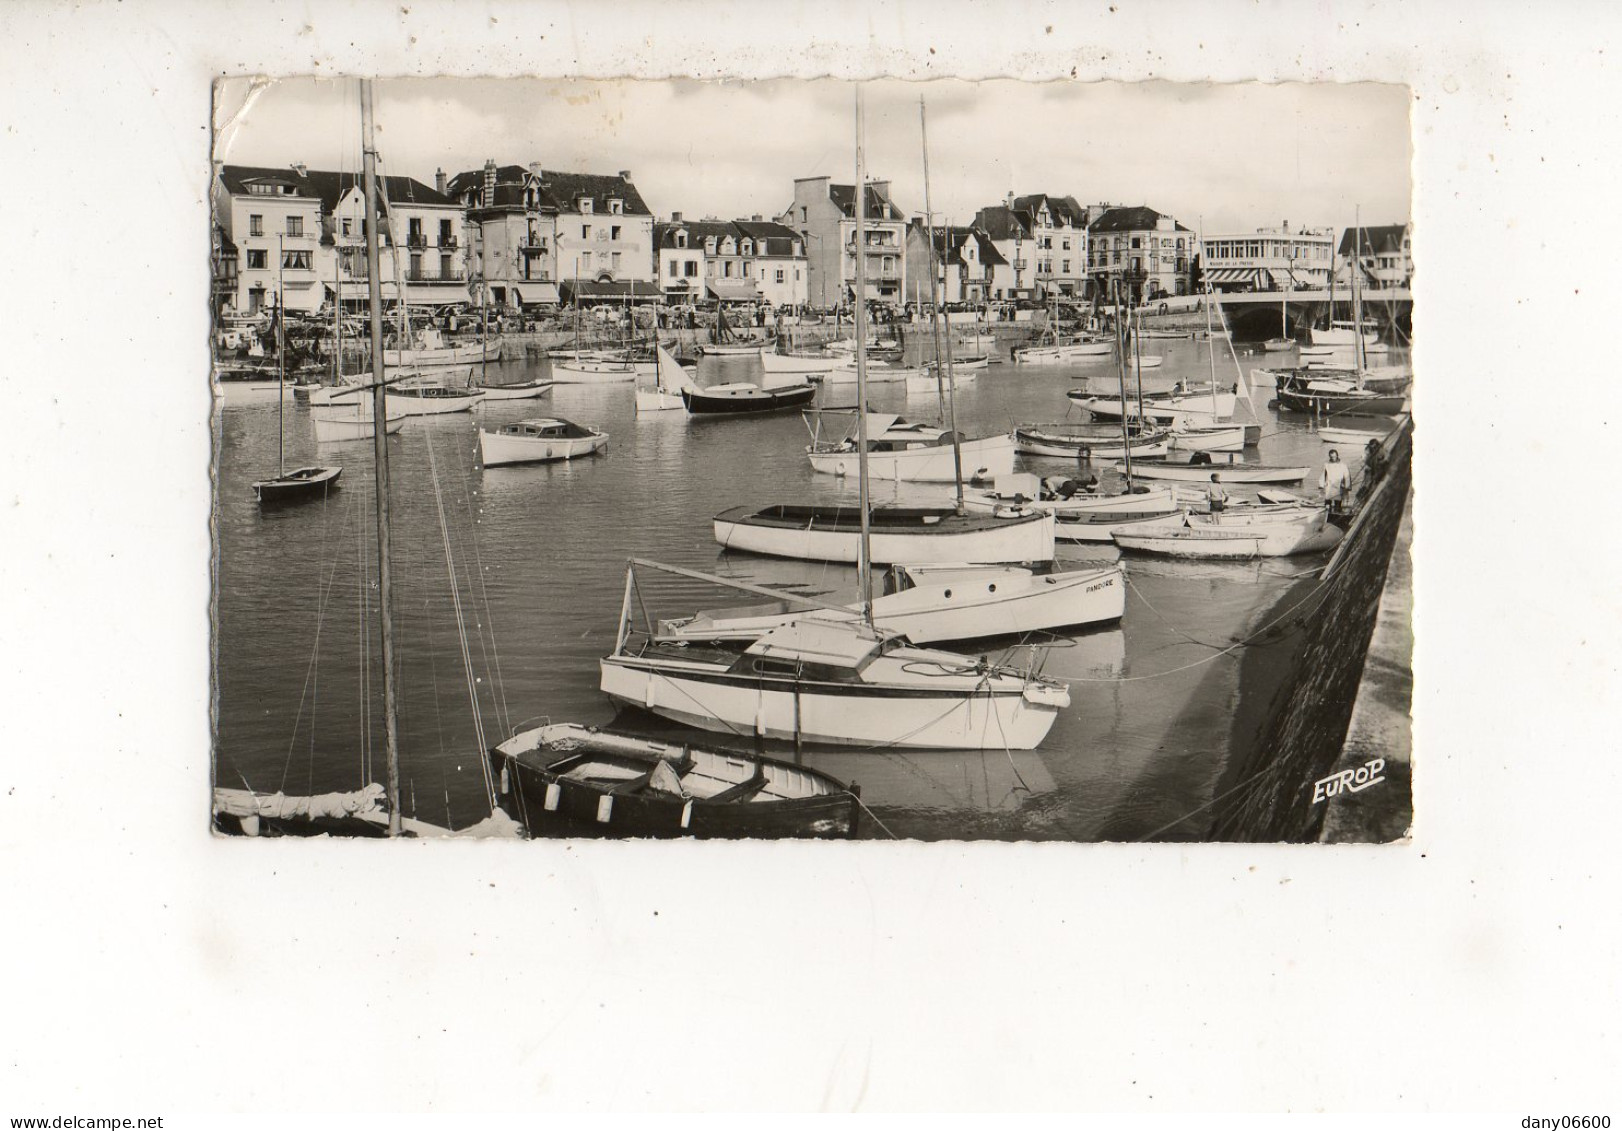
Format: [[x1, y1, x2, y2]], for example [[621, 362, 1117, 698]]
[[478, 417, 609, 467]]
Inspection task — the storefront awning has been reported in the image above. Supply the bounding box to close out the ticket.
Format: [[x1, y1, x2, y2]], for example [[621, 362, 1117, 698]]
[[706, 279, 762, 302], [559, 279, 664, 305], [1205, 267, 1271, 289]]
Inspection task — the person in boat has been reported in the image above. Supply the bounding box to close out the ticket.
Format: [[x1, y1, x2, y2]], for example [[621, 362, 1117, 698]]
[[1321, 448, 1352, 509], [1206, 473, 1229, 523]]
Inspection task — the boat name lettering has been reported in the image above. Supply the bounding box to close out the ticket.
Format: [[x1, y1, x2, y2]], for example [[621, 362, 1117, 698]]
[[1311, 758, 1386, 803]]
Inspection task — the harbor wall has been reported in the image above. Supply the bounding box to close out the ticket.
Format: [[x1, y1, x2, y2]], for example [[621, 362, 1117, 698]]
[[1206, 419, 1413, 842]]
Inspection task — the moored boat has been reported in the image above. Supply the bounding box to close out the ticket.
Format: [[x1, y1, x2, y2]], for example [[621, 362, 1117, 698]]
[[469, 377, 555, 401], [478, 417, 609, 467], [1116, 510, 1343, 557], [310, 403, 407, 442], [1116, 456, 1310, 484], [489, 723, 860, 839], [806, 411, 1015, 483], [713, 503, 1054, 565], [385, 383, 485, 415], [682, 381, 817, 416], [253, 464, 342, 504], [601, 615, 1069, 750], [1014, 422, 1170, 460]]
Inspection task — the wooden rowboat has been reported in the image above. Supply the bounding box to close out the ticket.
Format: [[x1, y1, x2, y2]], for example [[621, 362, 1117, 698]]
[[490, 723, 861, 839]]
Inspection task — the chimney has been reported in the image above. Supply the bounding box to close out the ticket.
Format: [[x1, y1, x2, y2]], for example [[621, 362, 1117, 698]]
[[751, 214, 763, 222], [529, 162, 542, 178], [670, 211, 682, 223], [619, 170, 632, 182], [1005, 191, 1015, 209], [481, 159, 497, 209], [292, 162, 308, 177], [435, 168, 447, 194]]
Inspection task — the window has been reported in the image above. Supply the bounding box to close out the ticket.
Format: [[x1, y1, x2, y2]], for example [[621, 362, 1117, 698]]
[[669, 260, 679, 278], [580, 198, 593, 214], [581, 251, 591, 270], [249, 215, 263, 236], [281, 249, 311, 270], [582, 224, 591, 239], [409, 252, 422, 278], [723, 261, 733, 278], [775, 268, 785, 284], [1062, 260, 1070, 274], [1061, 238, 1070, 251], [246, 249, 266, 269], [743, 261, 751, 277], [341, 218, 352, 237], [440, 253, 453, 278], [675, 231, 687, 248], [286, 216, 303, 237], [800, 207, 807, 223], [683, 260, 697, 277], [439, 219, 453, 244], [611, 225, 621, 240], [608, 199, 623, 215], [611, 252, 622, 271]]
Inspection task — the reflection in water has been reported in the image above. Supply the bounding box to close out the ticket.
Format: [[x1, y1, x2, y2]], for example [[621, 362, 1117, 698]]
[[214, 340, 1404, 839]]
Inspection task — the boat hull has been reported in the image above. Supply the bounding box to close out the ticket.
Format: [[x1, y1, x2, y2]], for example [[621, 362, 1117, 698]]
[[1013, 342, 1113, 362], [1015, 425, 1169, 460], [382, 344, 493, 366], [1166, 425, 1247, 453], [1054, 509, 1187, 543], [253, 465, 342, 504], [713, 505, 1055, 565], [472, 379, 555, 401], [1113, 459, 1309, 484], [1116, 517, 1343, 558], [1275, 388, 1407, 416], [386, 389, 485, 415], [310, 409, 407, 442], [479, 428, 608, 467], [682, 383, 818, 416], [599, 655, 1063, 750], [808, 432, 1016, 483], [549, 360, 645, 383], [759, 349, 841, 375]]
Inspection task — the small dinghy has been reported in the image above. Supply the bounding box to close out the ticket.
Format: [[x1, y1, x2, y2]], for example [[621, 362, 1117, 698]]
[[1115, 511, 1343, 558], [489, 723, 861, 839], [252, 465, 342, 505], [470, 377, 555, 402]]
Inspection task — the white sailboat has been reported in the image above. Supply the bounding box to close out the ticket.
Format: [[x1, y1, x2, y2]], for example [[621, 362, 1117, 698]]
[[805, 410, 1016, 484], [634, 345, 699, 413]]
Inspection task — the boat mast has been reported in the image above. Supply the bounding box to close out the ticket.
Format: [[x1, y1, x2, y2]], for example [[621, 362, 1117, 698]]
[[1352, 205, 1366, 384], [1132, 301, 1147, 425], [853, 86, 875, 624], [1202, 224, 1219, 415], [919, 96, 948, 423], [361, 79, 404, 838], [332, 249, 342, 387], [276, 234, 285, 477], [1112, 279, 1134, 486], [918, 96, 966, 512]]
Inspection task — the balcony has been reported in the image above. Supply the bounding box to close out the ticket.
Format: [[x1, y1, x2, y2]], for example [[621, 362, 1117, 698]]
[[406, 233, 429, 249], [405, 269, 467, 283], [439, 235, 459, 250]]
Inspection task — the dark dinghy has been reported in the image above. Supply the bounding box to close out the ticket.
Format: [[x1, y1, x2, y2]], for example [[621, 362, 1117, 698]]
[[489, 723, 861, 839]]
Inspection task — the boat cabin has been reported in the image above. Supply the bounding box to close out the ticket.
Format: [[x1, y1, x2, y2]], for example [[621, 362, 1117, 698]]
[[726, 619, 892, 683], [497, 418, 597, 440]]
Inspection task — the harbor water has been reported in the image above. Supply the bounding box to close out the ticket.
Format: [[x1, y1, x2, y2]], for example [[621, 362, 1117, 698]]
[[213, 334, 1412, 840]]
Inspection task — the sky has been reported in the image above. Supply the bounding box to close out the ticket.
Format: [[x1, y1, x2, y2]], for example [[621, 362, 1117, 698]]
[[215, 77, 1412, 237]]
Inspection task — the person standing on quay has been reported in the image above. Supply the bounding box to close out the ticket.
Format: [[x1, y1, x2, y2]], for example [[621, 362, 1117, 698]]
[[1321, 448, 1351, 511]]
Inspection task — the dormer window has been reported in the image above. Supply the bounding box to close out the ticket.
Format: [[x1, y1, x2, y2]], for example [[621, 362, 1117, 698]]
[[607, 198, 623, 215], [704, 237, 717, 255], [579, 198, 594, 214], [741, 239, 753, 256], [675, 231, 687, 248]]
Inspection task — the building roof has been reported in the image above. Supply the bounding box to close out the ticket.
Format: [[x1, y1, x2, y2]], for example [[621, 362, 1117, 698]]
[[920, 223, 1008, 267], [1087, 205, 1192, 234], [1338, 224, 1409, 256], [218, 165, 455, 213], [1012, 193, 1087, 228], [827, 182, 905, 221], [654, 219, 803, 256], [446, 164, 653, 216], [972, 205, 1034, 242]]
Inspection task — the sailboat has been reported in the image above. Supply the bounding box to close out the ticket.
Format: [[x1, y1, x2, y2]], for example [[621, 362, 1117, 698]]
[[466, 283, 555, 400], [1010, 290, 1112, 362], [252, 243, 342, 504], [697, 304, 767, 356], [633, 344, 699, 413], [310, 259, 407, 442], [804, 409, 1016, 484], [1262, 264, 1296, 351]]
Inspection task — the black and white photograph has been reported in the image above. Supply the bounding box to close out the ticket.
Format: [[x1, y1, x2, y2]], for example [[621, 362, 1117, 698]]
[[210, 77, 1414, 843], [7, 0, 1620, 1120]]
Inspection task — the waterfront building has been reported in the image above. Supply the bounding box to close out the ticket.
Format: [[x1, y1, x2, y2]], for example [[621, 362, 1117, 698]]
[[1010, 193, 1089, 298], [1084, 204, 1200, 305], [654, 214, 809, 309], [903, 222, 1007, 305], [970, 203, 1036, 298], [447, 161, 656, 309], [779, 176, 907, 309], [1337, 223, 1413, 291], [1201, 222, 1336, 293], [215, 163, 466, 316]]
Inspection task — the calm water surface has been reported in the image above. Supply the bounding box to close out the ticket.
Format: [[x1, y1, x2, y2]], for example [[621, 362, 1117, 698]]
[[213, 335, 1409, 839]]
